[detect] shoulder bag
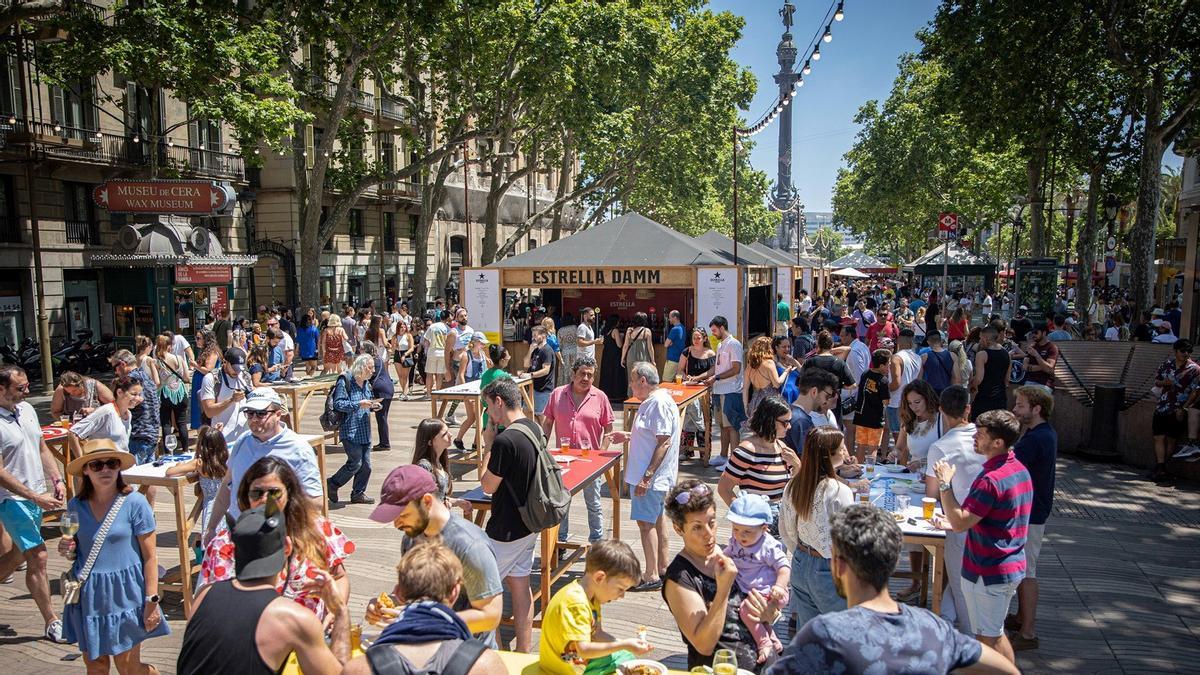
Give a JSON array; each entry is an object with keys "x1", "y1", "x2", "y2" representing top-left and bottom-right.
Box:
[
  {"x1": 505, "y1": 422, "x2": 571, "y2": 532},
  {"x1": 61, "y1": 493, "x2": 127, "y2": 611}
]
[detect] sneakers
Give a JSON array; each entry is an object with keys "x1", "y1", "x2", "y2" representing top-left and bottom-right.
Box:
[
  {"x1": 350, "y1": 493, "x2": 375, "y2": 505},
  {"x1": 1173, "y1": 444, "x2": 1200, "y2": 460},
  {"x1": 445, "y1": 416, "x2": 460, "y2": 427},
  {"x1": 1009, "y1": 633, "x2": 1040, "y2": 651},
  {"x1": 326, "y1": 478, "x2": 340, "y2": 505},
  {"x1": 453, "y1": 439, "x2": 466, "y2": 451},
  {"x1": 372, "y1": 445, "x2": 390, "y2": 452},
  {"x1": 45, "y1": 619, "x2": 66, "y2": 644},
  {"x1": 707, "y1": 455, "x2": 728, "y2": 467},
  {"x1": 1, "y1": 573, "x2": 12, "y2": 584}
]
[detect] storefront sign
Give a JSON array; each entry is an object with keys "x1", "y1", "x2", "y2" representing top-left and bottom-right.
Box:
[
  {"x1": 501, "y1": 267, "x2": 693, "y2": 288},
  {"x1": 212, "y1": 286, "x2": 229, "y2": 317},
  {"x1": 93, "y1": 180, "x2": 235, "y2": 215},
  {"x1": 802, "y1": 267, "x2": 813, "y2": 294},
  {"x1": 696, "y1": 266, "x2": 739, "y2": 338},
  {"x1": 175, "y1": 265, "x2": 232, "y2": 284},
  {"x1": 775, "y1": 267, "x2": 792, "y2": 301},
  {"x1": 462, "y1": 268, "x2": 501, "y2": 344}
]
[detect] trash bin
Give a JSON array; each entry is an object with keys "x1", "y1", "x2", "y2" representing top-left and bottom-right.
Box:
[{"x1": 1086, "y1": 384, "x2": 1124, "y2": 458}]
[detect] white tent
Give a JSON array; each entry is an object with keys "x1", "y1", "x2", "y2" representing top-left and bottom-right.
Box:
[{"x1": 832, "y1": 267, "x2": 869, "y2": 278}]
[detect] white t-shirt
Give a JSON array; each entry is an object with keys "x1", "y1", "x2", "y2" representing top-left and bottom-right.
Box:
[
  {"x1": 70, "y1": 403, "x2": 132, "y2": 453},
  {"x1": 713, "y1": 335, "x2": 744, "y2": 396},
  {"x1": 625, "y1": 388, "x2": 681, "y2": 491},
  {"x1": 171, "y1": 334, "x2": 191, "y2": 363},
  {"x1": 924, "y1": 422, "x2": 984, "y2": 502},
  {"x1": 1153, "y1": 332, "x2": 1178, "y2": 344},
  {"x1": 800, "y1": 297, "x2": 813, "y2": 313},
  {"x1": 845, "y1": 340, "x2": 871, "y2": 401},
  {"x1": 200, "y1": 369, "x2": 255, "y2": 441},
  {"x1": 280, "y1": 331, "x2": 295, "y2": 355},
  {"x1": 810, "y1": 409, "x2": 837, "y2": 428},
  {"x1": 889, "y1": 349, "x2": 922, "y2": 410},
  {"x1": 576, "y1": 322, "x2": 596, "y2": 360},
  {"x1": 1105, "y1": 326, "x2": 1121, "y2": 341},
  {"x1": 0, "y1": 402, "x2": 47, "y2": 499}
]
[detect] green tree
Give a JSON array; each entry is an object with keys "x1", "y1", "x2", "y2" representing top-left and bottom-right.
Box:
[{"x1": 810, "y1": 227, "x2": 845, "y2": 263}]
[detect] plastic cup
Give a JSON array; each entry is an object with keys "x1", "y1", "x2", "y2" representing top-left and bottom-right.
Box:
[
  {"x1": 896, "y1": 495, "x2": 911, "y2": 513},
  {"x1": 560, "y1": 436, "x2": 571, "y2": 454},
  {"x1": 922, "y1": 497, "x2": 936, "y2": 520}
]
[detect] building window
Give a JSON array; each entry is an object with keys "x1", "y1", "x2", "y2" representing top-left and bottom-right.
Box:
[
  {"x1": 321, "y1": 207, "x2": 332, "y2": 250},
  {"x1": 63, "y1": 181, "x2": 98, "y2": 245},
  {"x1": 408, "y1": 214, "x2": 419, "y2": 240},
  {"x1": 348, "y1": 209, "x2": 364, "y2": 250},
  {"x1": 0, "y1": 53, "x2": 22, "y2": 120},
  {"x1": 383, "y1": 212, "x2": 396, "y2": 252},
  {"x1": 0, "y1": 176, "x2": 18, "y2": 243},
  {"x1": 188, "y1": 110, "x2": 223, "y2": 172},
  {"x1": 50, "y1": 80, "x2": 94, "y2": 139},
  {"x1": 527, "y1": 237, "x2": 537, "y2": 251},
  {"x1": 449, "y1": 235, "x2": 465, "y2": 274}
]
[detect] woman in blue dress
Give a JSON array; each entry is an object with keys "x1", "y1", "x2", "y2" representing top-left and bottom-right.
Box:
[
  {"x1": 59, "y1": 438, "x2": 168, "y2": 672},
  {"x1": 189, "y1": 329, "x2": 219, "y2": 429}
]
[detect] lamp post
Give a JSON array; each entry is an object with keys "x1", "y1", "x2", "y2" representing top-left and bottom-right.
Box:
[{"x1": 732, "y1": 125, "x2": 739, "y2": 265}]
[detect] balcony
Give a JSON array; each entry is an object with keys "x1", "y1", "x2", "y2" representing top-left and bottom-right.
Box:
[
  {"x1": 349, "y1": 234, "x2": 365, "y2": 250},
  {"x1": 379, "y1": 180, "x2": 420, "y2": 198},
  {"x1": 311, "y1": 79, "x2": 375, "y2": 114},
  {"x1": 377, "y1": 97, "x2": 413, "y2": 124},
  {"x1": 0, "y1": 119, "x2": 245, "y2": 181},
  {"x1": 65, "y1": 220, "x2": 100, "y2": 245}
]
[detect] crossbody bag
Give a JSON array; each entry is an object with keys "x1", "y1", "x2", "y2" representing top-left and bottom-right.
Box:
[{"x1": 61, "y1": 493, "x2": 127, "y2": 610}]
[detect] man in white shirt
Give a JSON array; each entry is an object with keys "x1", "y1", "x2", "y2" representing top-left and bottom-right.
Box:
[
  {"x1": 575, "y1": 306, "x2": 598, "y2": 361},
  {"x1": 924, "y1": 385, "x2": 983, "y2": 633},
  {"x1": 1151, "y1": 320, "x2": 1178, "y2": 344},
  {"x1": 199, "y1": 347, "x2": 255, "y2": 442},
  {"x1": 841, "y1": 323, "x2": 871, "y2": 457},
  {"x1": 169, "y1": 330, "x2": 196, "y2": 371},
  {"x1": 886, "y1": 330, "x2": 923, "y2": 452},
  {"x1": 0, "y1": 365, "x2": 66, "y2": 642},
  {"x1": 610, "y1": 361, "x2": 679, "y2": 591},
  {"x1": 702, "y1": 315, "x2": 744, "y2": 467},
  {"x1": 799, "y1": 290, "x2": 813, "y2": 314}
]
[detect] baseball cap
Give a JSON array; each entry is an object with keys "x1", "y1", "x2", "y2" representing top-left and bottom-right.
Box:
[
  {"x1": 1152, "y1": 308, "x2": 1165, "y2": 317},
  {"x1": 369, "y1": 465, "x2": 439, "y2": 523},
  {"x1": 727, "y1": 493, "x2": 773, "y2": 527},
  {"x1": 224, "y1": 347, "x2": 247, "y2": 365},
  {"x1": 1018, "y1": 305, "x2": 1029, "y2": 312},
  {"x1": 469, "y1": 331, "x2": 488, "y2": 344},
  {"x1": 229, "y1": 503, "x2": 288, "y2": 581},
  {"x1": 244, "y1": 388, "x2": 287, "y2": 412}
]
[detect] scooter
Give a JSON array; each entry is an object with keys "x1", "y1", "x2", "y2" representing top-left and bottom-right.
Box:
[{"x1": 53, "y1": 329, "x2": 94, "y2": 374}]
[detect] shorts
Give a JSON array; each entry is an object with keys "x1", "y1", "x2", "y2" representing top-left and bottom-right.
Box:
[
  {"x1": 1025, "y1": 524, "x2": 1045, "y2": 579},
  {"x1": 129, "y1": 437, "x2": 158, "y2": 466},
  {"x1": 426, "y1": 350, "x2": 446, "y2": 375},
  {"x1": 886, "y1": 407, "x2": 901, "y2": 434},
  {"x1": 854, "y1": 425, "x2": 884, "y2": 448},
  {"x1": 0, "y1": 498, "x2": 44, "y2": 552},
  {"x1": 960, "y1": 576, "x2": 1019, "y2": 638},
  {"x1": 630, "y1": 488, "x2": 667, "y2": 523},
  {"x1": 534, "y1": 389, "x2": 552, "y2": 415},
  {"x1": 491, "y1": 532, "x2": 537, "y2": 578},
  {"x1": 1153, "y1": 410, "x2": 1182, "y2": 437},
  {"x1": 719, "y1": 393, "x2": 747, "y2": 431}
]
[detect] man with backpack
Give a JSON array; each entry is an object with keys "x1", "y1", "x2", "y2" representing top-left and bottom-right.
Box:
[
  {"x1": 480, "y1": 377, "x2": 568, "y2": 653},
  {"x1": 199, "y1": 347, "x2": 254, "y2": 442}
]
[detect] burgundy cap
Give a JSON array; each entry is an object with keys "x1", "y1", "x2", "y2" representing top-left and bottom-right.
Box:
[{"x1": 368, "y1": 465, "x2": 438, "y2": 523}]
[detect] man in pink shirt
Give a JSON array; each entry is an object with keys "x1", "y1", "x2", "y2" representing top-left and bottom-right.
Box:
[{"x1": 540, "y1": 355, "x2": 613, "y2": 544}]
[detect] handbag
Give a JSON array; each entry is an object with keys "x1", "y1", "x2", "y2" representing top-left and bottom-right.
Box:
[{"x1": 61, "y1": 493, "x2": 127, "y2": 610}]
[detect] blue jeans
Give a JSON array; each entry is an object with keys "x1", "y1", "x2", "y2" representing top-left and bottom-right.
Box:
[
  {"x1": 329, "y1": 441, "x2": 372, "y2": 497},
  {"x1": 129, "y1": 437, "x2": 158, "y2": 465},
  {"x1": 559, "y1": 479, "x2": 604, "y2": 543},
  {"x1": 790, "y1": 550, "x2": 846, "y2": 627}
]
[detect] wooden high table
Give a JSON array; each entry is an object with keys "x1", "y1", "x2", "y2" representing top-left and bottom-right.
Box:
[
  {"x1": 122, "y1": 432, "x2": 330, "y2": 614},
  {"x1": 270, "y1": 374, "x2": 340, "y2": 424},
  {"x1": 622, "y1": 382, "x2": 712, "y2": 457},
  {"x1": 867, "y1": 470, "x2": 947, "y2": 613},
  {"x1": 460, "y1": 448, "x2": 622, "y2": 627},
  {"x1": 39, "y1": 425, "x2": 72, "y2": 523},
  {"x1": 430, "y1": 375, "x2": 535, "y2": 476},
  {"x1": 498, "y1": 651, "x2": 688, "y2": 674}
]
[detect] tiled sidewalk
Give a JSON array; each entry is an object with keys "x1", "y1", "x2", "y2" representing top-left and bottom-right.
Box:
[{"x1": 2, "y1": 393, "x2": 1198, "y2": 673}]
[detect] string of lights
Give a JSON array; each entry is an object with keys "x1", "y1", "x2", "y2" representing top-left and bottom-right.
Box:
[{"x1": 735, "y1": 0, "x2": 844, "y2": 139}]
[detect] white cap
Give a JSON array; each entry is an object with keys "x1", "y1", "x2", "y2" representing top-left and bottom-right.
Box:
[{"x1": 243, "y1": 388, "x2": 287, "y2": 411}]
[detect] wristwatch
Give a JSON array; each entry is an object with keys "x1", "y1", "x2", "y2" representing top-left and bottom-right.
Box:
[
  {"x1": 642, "y1": 470, "x2": 654, "y2": 482},
  {"x1": 146, "y1": 594, "x2": 161, "y2": 604},
  {"x1": 938, "y1": 482, "x2": 953, "y2": 494}
]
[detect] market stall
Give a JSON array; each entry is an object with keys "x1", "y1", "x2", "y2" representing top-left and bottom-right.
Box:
[
  {"x1": 693, "y1": 230, "x2": 778, "y2": 338},
  {"x1": 464, "y1": 212, "x2": 749, "y2": 372},
  {"x1": 830, "y1": 250, "x2": 897, "y2": 276},
  {"x1": 903, "y1": 242, "x2": 996, "y2": 294}
]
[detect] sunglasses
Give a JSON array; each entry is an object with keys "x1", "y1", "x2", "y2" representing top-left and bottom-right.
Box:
[
  {"x1": 86, "y1": 458, "x2": 122, "y2": 472},
  {"x1": 674, "y1": 484, "x2": 711, "y2": 505},
  {"x1": 248, "y1": 487, "x2": 285, "y2": 501},
  {"x1": 245, "y1": 408, "x2": 279, "y2": 419},
  {"x1": 775, "y1": 416, "x2": 792, "y2": 425}
]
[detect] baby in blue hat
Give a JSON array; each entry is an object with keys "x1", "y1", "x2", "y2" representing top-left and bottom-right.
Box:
[{"x1": 725, "y1": 493, "x2": 791, "y2": 663}]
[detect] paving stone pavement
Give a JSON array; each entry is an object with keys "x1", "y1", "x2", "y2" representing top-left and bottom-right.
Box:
[{"x1": 3, "y1": 389, "x2": 1199, "y2": 673}]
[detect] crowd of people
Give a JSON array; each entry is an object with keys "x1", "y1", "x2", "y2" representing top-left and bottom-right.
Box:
[{"x1": 3, "y1": 276, "x2": 1189, "y2": 674}]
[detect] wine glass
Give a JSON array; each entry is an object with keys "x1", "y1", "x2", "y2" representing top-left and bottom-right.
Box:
[
  {"x1": 164, "y1": 434, "x2": 179, "y2": 456},
  {"x1": 60, "y1": 511, "x2": 79, "y2": 538},
  {"x1": 713, "y1": 648, "x2": 737, "y2": 675}
]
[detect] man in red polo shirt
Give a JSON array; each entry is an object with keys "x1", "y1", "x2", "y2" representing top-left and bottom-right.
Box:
[
  {"x1": 540, "y1": 355, "x2": 613, "y2": 545},
  {"x1": 933, "y1": 409, "x2": 1032, "y2": 666}
]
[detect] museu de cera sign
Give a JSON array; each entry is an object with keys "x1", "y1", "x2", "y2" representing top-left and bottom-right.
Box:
[
  {"x1": 92, "y1": 180, "x2": 236, "y2": 215},
  {"x1": 500, "y1": 267, "x2": 695, "y2": 288}
]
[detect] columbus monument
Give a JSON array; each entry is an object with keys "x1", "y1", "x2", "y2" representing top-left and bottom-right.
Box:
[{"x1": 766, "y1": 1, "x2": 808, "y2": 255}]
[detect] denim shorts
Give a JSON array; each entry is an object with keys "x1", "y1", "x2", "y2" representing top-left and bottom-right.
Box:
[
  {"x1": 720, "y1": 393, "x2": 748, "y2": 431},
  {"x1": 630, "y1": 488, "x2": 667, "y2": 523},
  {"x1": 960, "y1": 576, "x2": 1019, "y2": 637},
  {"x1": 0, "y1": 498, "x2": 44, "y2": 552},
  {"x1": 534, "y1": 389, "x2": 552, "y2": 415},
  {"x1": 886, "y1": 406, "x2": 902, "y2": 434},
  {"x1": 129, "y1": 437, "x2": 158, "y2": 466}
]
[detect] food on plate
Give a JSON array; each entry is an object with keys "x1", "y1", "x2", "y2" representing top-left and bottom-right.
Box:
[
  {"x1": 620, "y1": 661, "x2": 667, "y2": 675},
  {"x1": 377, "y1": 592, "x2": 396, "y2": 609}
]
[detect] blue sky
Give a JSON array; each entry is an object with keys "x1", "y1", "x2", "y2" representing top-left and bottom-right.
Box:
[
  {"x1": 709, "y1": 0, "x2": 1183, "y2": 213},
  {"x1": 708, "y1": 0, "x2": 940, "y2": 212}
]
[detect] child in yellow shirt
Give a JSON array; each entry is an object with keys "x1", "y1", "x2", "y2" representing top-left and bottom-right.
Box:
[{"x1": 539, "y1": 540, "x2": 653, "y2": 675}]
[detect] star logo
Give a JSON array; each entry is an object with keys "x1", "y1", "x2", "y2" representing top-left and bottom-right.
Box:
[
  {"x1": 477, "y1": 273, "x2": 486, "y2": 280},
  {"x1": 617, "y1": 292, "x2": 628, "y2": 301},
  {"x1": 712, "y1": 272, "x2": 723, "y2": 281}
]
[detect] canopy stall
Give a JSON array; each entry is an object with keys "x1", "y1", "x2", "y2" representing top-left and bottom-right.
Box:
[
  {"x1": 464, "y1": 212, "x2": 746, "y2": 372},
  {"x1": 743, "y1": 241, "x2": 828, "y2": 305},
  {"x1": 693, "y1": 231, "x2": 779, "y2": 338},
  {"x1": 829, "y1": 250, "x2": 897, "y2": 275},
  {"x1": 902, "y1": 243, "x2": 996, "y2": 294},
  {"x1": 832, "y1": 267, "x2": 869, "y2": 278}
]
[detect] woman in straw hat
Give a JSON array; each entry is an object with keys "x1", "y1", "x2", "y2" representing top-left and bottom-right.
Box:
[{"x1": 59, "y1": 438, "x2": 169, "y2": 672}]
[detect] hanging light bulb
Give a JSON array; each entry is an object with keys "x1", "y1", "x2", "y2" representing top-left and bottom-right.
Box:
[
  {"x1": 797, "y1": 78, "x2": 805, "y2": 88},
  {"x1": 782, "y1": 97, "x2": 789, "y2": 106},
  {"x1": 823, "y1": 25, "x2": 832, "y2": 42},
  {"x1": 95, "y1": 131, "x2": 102, "y2": 139},
  {"x1": 53, "y1": 123, "x2": 61, "y2": 132},
  {"x1": 6, "y1": 116, "x2": 14, "y2": 125},
  {"x1": 812, "y1": 46, "x2": 821, "y2": 60},
  {"x1": 834, "y1": 1, "x2": 844, "y2": 21},
  {"x1": 253, "y1": 148, "x2": 260, "y2": 155},
  {"x1": 133, "y1": 135, "x2": 140, "y2": 143},
  {"x1": 790, "y1": 86, "x2": 798, "y2": 98},
  {"x1": 802, "y1": 60, "x2": 812, "y2": 75}
]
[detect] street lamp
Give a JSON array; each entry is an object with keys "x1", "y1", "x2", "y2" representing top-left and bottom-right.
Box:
[{"x1": 1103, "y1": 192, "x2": 1119, "y2": 222}]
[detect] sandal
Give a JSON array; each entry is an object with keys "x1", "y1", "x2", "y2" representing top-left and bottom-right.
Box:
[{"x1": 631, "y1": 579, "x2": 663, "y2": 592}]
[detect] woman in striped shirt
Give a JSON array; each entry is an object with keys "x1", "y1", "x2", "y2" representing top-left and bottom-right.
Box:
[{"x1": 716, "y1": 395, "x2": 800, "y2": 530}]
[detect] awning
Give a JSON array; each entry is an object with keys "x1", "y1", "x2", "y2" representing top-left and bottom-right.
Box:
[
  {"x1": 88, "y1": 216, "x2": 257, "y2": 268},
  {"x1": 832, "y1": 267, "x2": 869, "y2": 278}
]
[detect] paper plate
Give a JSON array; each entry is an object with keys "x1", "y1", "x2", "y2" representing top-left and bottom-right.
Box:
[
  {"x1": 552, "y1": 455, "x2": 578, "y2": 464},
  {"x1": 879, "y1": 463, "x2": 906, "y2": 472},
  {"x1": 619, "y1": 660, "x2": 668, "y2": 675}
]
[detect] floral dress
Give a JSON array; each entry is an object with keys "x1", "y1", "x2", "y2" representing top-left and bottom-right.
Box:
[{"x1": 197, "y1": 515, "x2": 354, "y2": 620}]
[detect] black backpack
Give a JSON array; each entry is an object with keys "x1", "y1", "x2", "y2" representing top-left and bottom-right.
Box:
[
  {"x1": 505, "y1": 421, "x2": 571, "y2": 532},
  {"x1": 366, "y1": 639, "x2": 486, "y2": 675},
  {"x1": 319, "y1": 374, "x2": 351, "y2": 432}
]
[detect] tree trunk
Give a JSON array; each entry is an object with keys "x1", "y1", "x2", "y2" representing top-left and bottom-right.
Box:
[
  {"x1": 1063, "y1": 192, "x2": 1077, "y2": 265},
  {"x1": 1130, "y1": 82, "x2": 1165, "y2": 312},
  {"x1": 1025, "y1": 153, "x2": 1046, "y2": 258},
  {"x1": 412, "y1": 157, "x2": 453, "y2": 317},
  {"x1": 480, "y1": 166, "x2": 505, "y2": 265},
  {"x1": 1076, "y1": 167, "x2": 1102, "y2": 325}
]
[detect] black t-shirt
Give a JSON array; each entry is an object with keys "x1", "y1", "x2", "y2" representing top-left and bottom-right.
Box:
[
  {"x1": 854, "y1": 370, "x2": 889, "y2": 429},
  {"x1": 1132, "y1": 322, "x2": 1152, "y2": 342},
  {"x1": 662, "y1": 555, "x2": 768, "y2": 672},
  {"x1": 529, "y1": 343, "x2": 556, "y2": 392},
  {"x1": 1011, "y1": 317, "x2": 1034, "y2": 343},
  {"x1": 803, "y1": 354, "x2": 855, "y2": 388},
  {"x1": 485, "y1": 418, "x2": 542, "y2": 542}
]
